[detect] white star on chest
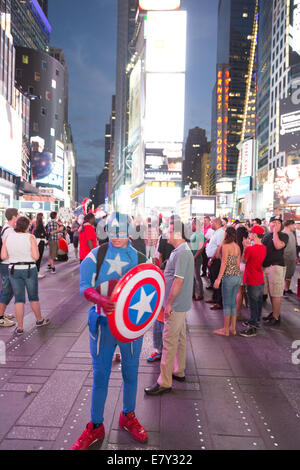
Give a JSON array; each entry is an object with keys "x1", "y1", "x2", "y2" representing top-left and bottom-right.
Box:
[
  {"x1": 130, "y1": 288, "x2": 155, "y2": 324},
  {"x1": 105, "y1": 253, "x2": 129, "y2": 276}
]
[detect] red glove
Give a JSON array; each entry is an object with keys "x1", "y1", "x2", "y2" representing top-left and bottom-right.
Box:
[{"x1": 84, "y1": 288, "x2": 115, "y2": 315}]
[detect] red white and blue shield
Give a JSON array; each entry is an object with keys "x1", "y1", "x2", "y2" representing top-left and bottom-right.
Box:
[{"x1": 109, "y1": 264, "x2": 165, "y2": 343}]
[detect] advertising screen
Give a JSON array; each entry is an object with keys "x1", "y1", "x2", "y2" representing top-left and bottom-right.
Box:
[
  {"x1": 128, "y1": 60, "x2": 142, "y2": 148},
  {"x1": 34, "y1": 141, "x2": 64, "y2": 190},
  {"x1": 145, "y1": 11, "x2": 186, "y2": 73},
  {"x1": 240, "y1": 139, "x2": 254, "y2": 178},
  {"x1": 144, "y1": 143, "x2": 182, "y2": 179},
  {"x1": 0, "y1": 95, "x2": 22, "y2": 176},
  {"x1": 237, "y1": 176, "x2": 252, "y2": 198},
  {"x1": 139, "y1": 0, "x2": 181, "y2": 10},
  {"x1": 279, "y1": 94, "x2": 300, "y2": 152},
  {"x1": 191, "y1": 196, "x2": 216, "y2": 216},
  {"x1": 273, "y1": 164, "x2": 300, "y2": 206},
  {"x1": 145, "y1": 73, "x2": 185, "y2": 142},
  {"x1": 216, "y1": 181, "x2": 233, "y2": 193},
  {"x1": 289, "y1": 0, "x2": 300, "y2": 68},
  {"x1": 144, "y1": 184, "x2": 181, "y2": 209}
]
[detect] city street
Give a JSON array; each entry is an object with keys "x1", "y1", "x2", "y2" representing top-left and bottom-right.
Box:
[{"x1": 0, "y1": 250, "x2": 300, "y2": 451}]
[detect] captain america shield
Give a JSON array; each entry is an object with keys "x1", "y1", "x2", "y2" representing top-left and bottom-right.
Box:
[{"x1": 109, "y1": 264, "x2": 165, "y2": 343}]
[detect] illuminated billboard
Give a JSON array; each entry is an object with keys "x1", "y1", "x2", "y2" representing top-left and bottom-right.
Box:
[
  {"x1": 240, "y1": 139, "x2": 254, "y2": 178},
  {"x1": 190, "y1": 196, "x2": 216, "y2": 217},
  {"x1": 128, "y1": 60, "x2": 142, "y2": 148},
  {"x1": 139, "y1": 0, "x2": 181, "y2": 10},
  {"x1": 145, "y1": 73, "x2": 185, "y2": 142},
  {"x1": 215, "y1": 65, "x2": 229, "y2": 174},
  {"x1": 0, "y1": 95, "x2": 22, "y2": 176},
  {"x1": 145, "y1": 11, "x2": 186, "y2": 73},
  {"x1": 289, "y1": 0, "x2": 300, "y2": 68},
  {"x1": 34, "y1": 141, "x2": 64, "y2": 190},
  {"x1": 273, "y1": 165, "x2": 300, "y2": 206},
  {"x1": 279, "y1": 95, "x2": 300, "y2": 153}
]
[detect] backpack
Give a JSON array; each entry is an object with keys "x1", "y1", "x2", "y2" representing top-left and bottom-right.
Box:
[
  {"x1": 0, "y1": 226, "x2": 10, "y2": 262},
  {"x1": 95, "y1": 243, "x2": 147, "y2": 283}
]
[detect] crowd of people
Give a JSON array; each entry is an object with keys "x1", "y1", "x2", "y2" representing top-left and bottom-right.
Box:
[{"x1": 0, "y1": 207, "x2": 299, "y2": 449}]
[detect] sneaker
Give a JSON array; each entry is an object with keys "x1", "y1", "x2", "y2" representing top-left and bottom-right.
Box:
[
  {"x1": 47, "y1": 265, "x2": 52, "y2": 271},
  {"x1": 0, "y1": 317, "x2": 16, "y2": 327},
  {"x1": 38, "y1": 273, "x2": 45, "y2": 279},
  {"x1": 51, "y1": 268, "x2": 56, "y2": 274},
  {"x1": 147, "y1": 351, "x2": 162, "y2": 362},
  {"x1": 71, "y1": 422, "x2": 105, "y2": 450},
  {"x1": 4, "y1": 313, "x2": 14, "y2": 320},
  {"x1": 264, "y1": 316, "x2": 281, "y2": 326},
  {"x1": 36, "y1": 318, "x2": 50, "y2": 327},
  {"x1": 287, "y1": 290, "x2": 294, "y2": 295},
  {"x1": 242, "y1": 321, "x2": 250, "y2": 328},
  {"x1": 262, "y1": 312, "x2": 273, "y2": 321},
  {"x1": 114, "y1": 353, "x2": 121, "y2": 362},
  {"x1": 14, "y1": 327, "x2": 24, "y2": 335},
  {"x1": 119, "y1": 411, "x2": 148, "y2": 443},
  {"x1": 283, "y1": 291, "x2": 288, "y2": 297},
  {"x1": 239, "y1": 326, "x2": 257, "y2": 337}
]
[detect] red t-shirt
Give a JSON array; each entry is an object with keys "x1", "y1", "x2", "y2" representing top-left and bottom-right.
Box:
[
  {"x1": 79, "y1": 224, "x2": 97, "y2": 260},
  {"x1": 58, "y1": 238, "x2": 68, "y2": 253},
  {"x1": 243, "y1": 244, "x2": 267, "y2": 285}
]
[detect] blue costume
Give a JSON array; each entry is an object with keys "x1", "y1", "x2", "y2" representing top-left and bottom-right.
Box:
[{"x1": 80, "y1": 216, "x2": 147, "y2": 425}]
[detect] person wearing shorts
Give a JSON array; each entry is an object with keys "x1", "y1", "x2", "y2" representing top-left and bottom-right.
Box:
[
  {"x1": 283, "y1": 220, "x2": 297, "y2": 295},
  {"x1": 262, "y1": 217, "x2": 288, "y2": 327},
  {"x1": 47, "y1": 212, "x2": 61, "y2": 274}
]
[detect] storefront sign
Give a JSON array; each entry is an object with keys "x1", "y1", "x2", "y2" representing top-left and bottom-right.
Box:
[{"x1": 216, "y1": 66, "x2": 229, "y2": 173}]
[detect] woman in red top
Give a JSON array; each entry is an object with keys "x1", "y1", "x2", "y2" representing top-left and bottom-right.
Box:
[
  {"x1": 239, "y1": 225, "x2": 267, "y2": 337},
  {"x1": 79, "y1": 213, "x2": 98, "y2": 263}
]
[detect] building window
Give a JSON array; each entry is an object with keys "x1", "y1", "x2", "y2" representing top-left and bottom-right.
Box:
[
  {"x1": 35, "y1": 72, "x2": 41, "y2": 82},
  {"x1": 55, "y1": 114, "x2": 58, "y2": 120},
  {"x1": 52, "y1": 79, "x2": 56, "y2": 89},
  {"x1": 33, "y1": 122, "x2": 39, "y2": 132},
  {"x1": 56, "y1": 69, "x2": 59, "y2": 76},
  {"x1": 46, "y1": 91, "x2": 51, "y2": 100},
  {"x1": 16, "y1": 69, "x2": 22, "y2": 80},
  {"x1": 41, "y1": 107, "x2": 47, "y2": 116},
  {"x1": 22, "y1": 55, "x2": 29, "y2": 64},
  {"x1": 28, "y1": 86, "x2": 34, "y2": 94},
  {"x1": 42, "y1": 60, "x2": 47, "y2": 70},
  {"x1": 50, "y1": 128, "x2": 55, "y2": 137}
]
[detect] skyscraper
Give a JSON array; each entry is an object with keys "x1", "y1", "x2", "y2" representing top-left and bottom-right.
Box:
[
  {"x1": 183, "y1": 127, "x2": 209, "y2": 188},
  {"x1": 211, "y1": 0, "x2": 256, "y2": 196}
]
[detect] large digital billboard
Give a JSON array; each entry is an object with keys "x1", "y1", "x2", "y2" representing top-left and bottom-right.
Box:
[
  {"x1": 145, "y1": 73, "x2": 185, "y2": 142},
  {"x1": 128, "y1": 60, "x2": 142, "y2": 148},
  {"x1": 33, "y1": 141, "x2": 64, "y2": 191},
  {"x1": 240, "y1": 139, "x2": 254, "y2": 178},
  {"x1": 279, "y1": 93, "x2": 300, "y2": 153},
  {"x1": 273, "y1": 164, "x2": 300, "y2": 206},
  {"x1": 0, "y1": 95, "x2": 22, "y2": 176},
  {"x1": 139, "y1": 0, "x2": 181, "y2": 10},
  {"x1": 145, "y1": 11, "x2": 186, "y2": 73},
  {"x1": 289, "y1": 0, "x2": 300, "y2": 68}
]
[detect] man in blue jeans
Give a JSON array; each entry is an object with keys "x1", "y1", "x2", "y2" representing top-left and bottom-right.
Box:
[
  {"x1": 0, "y1": 208, "x2": 18, "y2": 328},
  {"x1": 239, "y1": 225, "x2": 267, "y2": 337}
]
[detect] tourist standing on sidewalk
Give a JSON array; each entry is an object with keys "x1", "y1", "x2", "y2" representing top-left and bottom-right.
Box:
[
  {"x1": 262, "y1": 217, "x2": 289, "y2": 327},
  {"x1": 145, "y1": 217, "x2": 158, "y2": 263},
  {"x1": 201, "y1": 216, "x2": 214, "y2": 277},
  {"x1": 205, "y1": 218, "x2": 225, "y2": 311},
  {"x1": 235, "y1": 220, "x2": 249, "y2": 320},
  {"x1": 46, "y1": 212, "x2": 61, "y2": 274},
  {"x1": 145, "y1": 215, "x2": 194, "y2": 396},
  {"x1": 1, "y1": 216, "x2": 50, "y2": 336},
  {"x1": 33, "y1": 213, "x2": 47, "y2": 279},
  {"x1": 213, "y1": 227, "x2": 242, "y2": 336},
  {"x1": 239, "y1": 226, "x2": 267, "y2": 337},
  {"x1": 0, "y1": 208, "x2": 18, "y2": 328},
  {"x1": 283, "y1": 219, "x2": 297, "y2": 296},
  {"x1": 71, "y1": 218, "x2": 80, "y2": 259},
  {"x1": 79, "y1": 213, "x2": 98, "y2": 263},
  {"x1": 190, "y1": 218, "x2": 205, "y2": 301},
  {"x1": 71, "y1": 212, "x2": 148, "y2": 450}
]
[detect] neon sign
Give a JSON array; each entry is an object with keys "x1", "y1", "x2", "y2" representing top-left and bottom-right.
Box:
[{"x1": 216, "y1": 66, "x2": 229, "y2": 173}]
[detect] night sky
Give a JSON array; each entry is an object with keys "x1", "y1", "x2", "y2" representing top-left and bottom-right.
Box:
[{"x1": 48, "y1": 0, "x2": 218, "y2": 201}]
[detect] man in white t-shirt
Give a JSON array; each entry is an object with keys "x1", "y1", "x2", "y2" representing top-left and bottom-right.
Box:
[{"x1": 0, "y1": 208, "x2": 18, "y2": 327}]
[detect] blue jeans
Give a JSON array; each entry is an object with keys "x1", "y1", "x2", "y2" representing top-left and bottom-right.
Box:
[
  {"x1": 8, "y1": 267, "x2": 39, "y2": 303},
  {"x1": 88, "y1": 307, "x2": 143, "y2": 424},
  {"x1": 222, "y1": 275, "x2": 242, "y2": 317},
  {"x1": 152, "y1": 319, "x2": 164, "y2": 351},
  {"x1": 246, "y1": 284, "x2": 264, "y2": 326},
  {"x1": 0, "y1": 263, "x2": 14, "y2": 305}
]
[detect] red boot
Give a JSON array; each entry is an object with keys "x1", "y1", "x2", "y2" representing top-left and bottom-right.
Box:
[
  {"x1": 71, "y1": 422, "x2": 105, "y2": 450},
  {"x1": 119, "y1": 411, "x2": 148, "y2": 443}
]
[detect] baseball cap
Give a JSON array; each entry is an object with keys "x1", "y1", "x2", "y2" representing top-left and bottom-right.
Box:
[
  {"x1": 250, "y1": 225, "x2": 265, "y2": 235},
  {"x1": 269, "y1": 216, "x2": 282, "y2": 223}
]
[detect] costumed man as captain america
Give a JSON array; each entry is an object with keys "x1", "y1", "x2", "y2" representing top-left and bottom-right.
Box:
[{"x1": 71, "y1": 213, "x2": 149, "y2": 450}]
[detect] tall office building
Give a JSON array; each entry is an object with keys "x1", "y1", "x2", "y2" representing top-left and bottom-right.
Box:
[
  {"x1": 211, "y1": 0, "x2": 256, "y2": 196},
  {"x1": 256, "y1": 0, "x2": 273, "y2": 186},
  {"x1": 113, "y1": 0, "x2": 138, "y2": 199},
  {"x1": 183, "y1": 127, "x2": 209, "y2": 188}
]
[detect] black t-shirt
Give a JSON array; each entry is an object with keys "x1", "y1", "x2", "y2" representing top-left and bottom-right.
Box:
[{"x1": 262, "y1": 231, "x2": 289, "y2": 267}]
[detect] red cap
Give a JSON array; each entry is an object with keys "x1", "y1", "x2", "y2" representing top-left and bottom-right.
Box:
[{"x1": 250, "y1": 225, "x2": 265, "y2": 235}]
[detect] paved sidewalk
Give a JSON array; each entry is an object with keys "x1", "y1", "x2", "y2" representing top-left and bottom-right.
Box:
[{"x1": 0, "y1": 254, "x2": 300, "y2": 451}]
